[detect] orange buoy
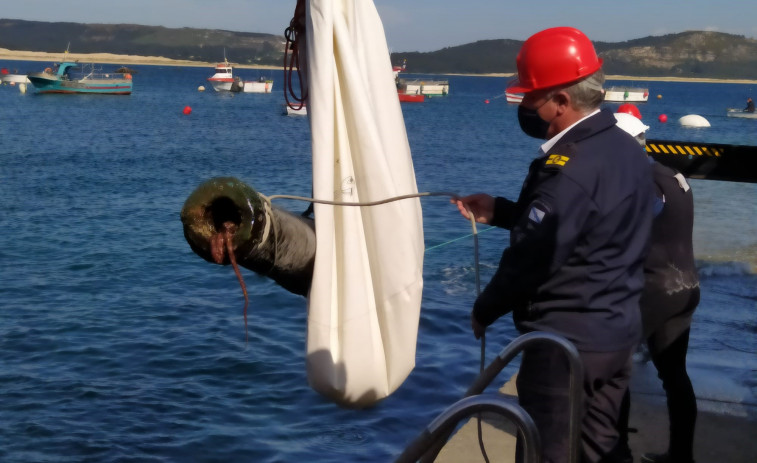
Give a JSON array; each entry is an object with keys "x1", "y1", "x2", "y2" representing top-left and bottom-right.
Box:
[
  {"x1": 658, "y1": 114, "x2": 668, "y2": 123},
  {"x1": 183, "y1": 106, "x2": 192, "y2": 115}
]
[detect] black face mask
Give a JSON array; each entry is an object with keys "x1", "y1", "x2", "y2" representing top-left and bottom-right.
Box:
[{"x1": 517, "y1": 104, "x2": 551, "y2": 139}]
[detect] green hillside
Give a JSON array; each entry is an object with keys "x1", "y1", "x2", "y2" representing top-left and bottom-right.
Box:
[
  {"x1": 392, "y1": 32, "x2": 757, "y2": 79},
  {"x1": 0, "y1": 19, "x2": 285, "y2": 65},
  {"x1": 2, "y1": 19, "x2": 756, "y2": 79}
]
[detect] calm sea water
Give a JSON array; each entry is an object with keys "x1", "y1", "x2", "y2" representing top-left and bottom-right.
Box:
[{"x1": 1, "y1": 62, "x2": 755, "y2": 462}]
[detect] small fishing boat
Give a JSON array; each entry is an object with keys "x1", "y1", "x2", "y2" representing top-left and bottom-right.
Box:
[
  {"x1": 207, "y1": 58, "x2": 235, "y2": 91},
  {"x1": 1, "y1": 68, "x2": 30, "y2": 85},
  {"x1": 283, "y1": 103, "x2": 307, "y2": 116},
  {"x1": 231, "y1": 76, "x2": 274, "y2": 93},
  {"x1": 398, "y1": 92, "x2": 424, "y2": 103},
  {"x1": 726, "y1": 108, "x2": 757, "y2": 119},
  {"x1": 604, "y1": 86, "x2": 649, "y2": 102},
  {"x1": 27, "y1": 62, "x2": 133, "y2": 95},
  {"x1": 397, "y1": 78, "x2": 449, "y2": 96},
  {"x1": 392, "y1": 58, "x2": 407, "y2": 79},
  {"x1": 208, "y1": 59, "x2": 273, "y2": 93},
  {"x1": 505, "y1": 91, "x2": 523, "y2": 104}
]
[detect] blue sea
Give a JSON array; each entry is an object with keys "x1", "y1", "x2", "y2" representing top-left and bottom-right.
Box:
[{"x1": 1, "y1": 62, "x2": 755, "y2": 462}]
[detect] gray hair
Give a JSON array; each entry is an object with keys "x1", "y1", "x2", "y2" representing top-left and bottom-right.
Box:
[{"x1": 563, "y1": 68, "x2": 605, "y2": 112}]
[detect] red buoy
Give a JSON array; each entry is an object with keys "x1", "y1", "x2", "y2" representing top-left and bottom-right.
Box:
[
  {"x1": 183, "y1": 106, "x2": 192, "y2": 115},
  {"x1": 484, "y1": 99, "x2": 490, "y2": 104},
  {"x1": 658, "y1": 114, "x2": 668, "y2": 123}
]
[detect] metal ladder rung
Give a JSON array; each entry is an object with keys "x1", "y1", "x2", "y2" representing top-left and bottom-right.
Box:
[{"x1": 396, "y1": 332, "x2": 584, "y2": 463}]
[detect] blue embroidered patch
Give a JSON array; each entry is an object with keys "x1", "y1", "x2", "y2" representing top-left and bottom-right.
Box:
[{"x1": 529, "y1": 206, "x2": 546, "y2": 223}]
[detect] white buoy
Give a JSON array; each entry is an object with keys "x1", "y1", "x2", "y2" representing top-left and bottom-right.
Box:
[
  {"x1": 198, "y1": 85, "x2": 206, "y2": 92},
  {"x1": 18, "y1": 83, "x2": 26, "y2": 94},
  {"x1": 679, "y1": 114, "x2": 711, "y2": 128}
]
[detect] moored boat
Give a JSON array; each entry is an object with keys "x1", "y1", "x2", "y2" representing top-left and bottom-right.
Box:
[
  {"x1": 283, "y1": 103, "x2": 307, "y2": 116},
  {"x1": 392, "y1": 58, "x2": 407, "y2": 79},
  {"x1": 505, "y1": 91, "x2": 523, "y2": 103},
  {"x1": 604, "y1": 86, "x2": 649, "y2": 102},
  {"x1": 726, "y1": 108, "x2": 757, "y2": 119},
  {"x1": 27, "y1": 62, "x2": 133, "y2": 95},
  {"x1": 238, "y1": 77, "x2": 274, "y2": 93},
  {"x1": 398, "y1": 91, "x2": 424, "y2": 103},
  {"x1": 209, "y1": 59, "x2": 274, "y2": 93},
  {"x1": 397, "y1": 78, "x2": 449, "y2": 96},
  {"x1": 1, "y1": 68, "x2": 30, "y2": 85},
  {"x1": 207, "y1": 58, "x2": 235, "y2": 92}
]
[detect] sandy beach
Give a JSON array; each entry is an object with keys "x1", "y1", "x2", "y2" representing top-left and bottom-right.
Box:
[
  {"x1": 2, "y1": 48, "x2": 757, "y2": 83},
  {"x1": 0, "y1": 48, "x2": 281, "y2": 70}
]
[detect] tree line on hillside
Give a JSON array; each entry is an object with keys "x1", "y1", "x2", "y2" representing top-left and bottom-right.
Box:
[
  {"x1": 392, "y1": 32, "x2": 757, "y2": 79},
  {"x1": 2, "y1": 19, "x2": 756, "y2": 79},
  {"x1": 0, "y1": 19, "x2": 286, "y2": 65}
]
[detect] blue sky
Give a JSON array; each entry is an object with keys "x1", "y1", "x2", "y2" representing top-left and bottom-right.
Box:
[{"x1": 3, "y1": 0, "x2": 756, "y2": 52}]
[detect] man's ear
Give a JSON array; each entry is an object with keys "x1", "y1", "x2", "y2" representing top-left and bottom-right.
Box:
[{"x1": 553, "y1": 91, "x2": 570, "y2": 115}]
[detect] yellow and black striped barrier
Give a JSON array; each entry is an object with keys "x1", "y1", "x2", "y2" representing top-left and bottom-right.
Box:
[{"x1": 646, "y1": 139, "x2": 757, "y2": 183}]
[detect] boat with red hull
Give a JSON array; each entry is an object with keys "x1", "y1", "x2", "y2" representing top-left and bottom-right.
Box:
[{"x1": 398, "y1": 92, "x2": 424, "y2": 103}]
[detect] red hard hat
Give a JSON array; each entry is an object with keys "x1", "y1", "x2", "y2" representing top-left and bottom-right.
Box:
[
  {"x1": 507, "y1": 27, "x2": 603, "y2": 94},
  {"x1": 617, "y1": 103, "x2": 642, "y2": 119}
]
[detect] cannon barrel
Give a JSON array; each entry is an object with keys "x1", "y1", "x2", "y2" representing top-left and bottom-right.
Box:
[{"x1": 180, "y1": 177, "x2": 315, "y2": 296}]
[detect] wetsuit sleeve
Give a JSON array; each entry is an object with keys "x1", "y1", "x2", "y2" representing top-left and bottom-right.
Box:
[
  {"x1": 472, "y1": 173, "x2": 592, "y2": 327},
  {"x1": 490, "y1": 197, "x2": 517, "y2": 229}
]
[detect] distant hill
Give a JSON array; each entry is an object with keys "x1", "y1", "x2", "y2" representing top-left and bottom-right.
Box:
[
  {"x1": 1, "y1": 19, "x2": 756, "y2": 79},
  {"x1": 392, "y1": 31, "x2": 757, "y2": 79},
  {"x1": 0, "y1": 19, "x2": 286, "y2": 65}
]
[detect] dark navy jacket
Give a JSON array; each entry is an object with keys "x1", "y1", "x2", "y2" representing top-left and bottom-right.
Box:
[{"x1": 473, "y1": 108, "x2": 654, "y2": 352}]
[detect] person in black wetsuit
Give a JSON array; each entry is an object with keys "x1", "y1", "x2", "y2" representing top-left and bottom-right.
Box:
[
  {"x1": 454, "y1": 28, "x2": 654, "y2": 463},
  {"x1": 613, "y1": 109, "x2": 700, "y2": 463},
  {"x1": 744, "y1": 97, "x2": 755, "y2": 113}
]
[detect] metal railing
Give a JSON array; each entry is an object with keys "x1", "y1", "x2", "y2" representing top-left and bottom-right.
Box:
[{"x1": 395, "y1": 332, "x2": 584, "y2": 463}]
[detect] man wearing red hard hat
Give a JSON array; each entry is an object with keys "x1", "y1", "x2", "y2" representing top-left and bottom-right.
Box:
[{"x1": 455, "y1": 27, "x2": 654, "y2": 462}]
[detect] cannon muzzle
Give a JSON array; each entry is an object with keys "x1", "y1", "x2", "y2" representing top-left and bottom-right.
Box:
[{"x1": 180, "y1": 177, "x2": 315, "y2": 296}]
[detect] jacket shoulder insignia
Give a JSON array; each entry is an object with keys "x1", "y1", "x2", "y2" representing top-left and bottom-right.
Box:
[{"x1": 545, "y1": 153, "x2": 570, "y2": 167}]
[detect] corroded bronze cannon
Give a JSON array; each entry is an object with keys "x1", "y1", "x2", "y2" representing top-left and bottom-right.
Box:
[{"x1": 180, "y1": 177, "x2": 315, "y2": 297}]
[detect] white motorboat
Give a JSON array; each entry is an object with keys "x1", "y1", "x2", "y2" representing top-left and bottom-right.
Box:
[
  {"x1": 1, "y1": 73, "x2": 30, "y2": 85},
  {"x1": 208, "y1": 58, "x2": 273, "y2": 93},
  {"x1": 283, "y1": 103, "x2": 307, "y2": 116},
  {"x1": 505, "y1": 91, "x2": 523, "y2": 104},
  {"x1": 207, "y1": 58, "x2": 234, "y2": 92},
  {"x1": 726, "y1": 108, "x2": 757, "y2": 119}
]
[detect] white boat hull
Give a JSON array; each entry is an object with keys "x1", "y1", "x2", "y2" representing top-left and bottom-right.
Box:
[
  {"x1": 209, "y1": 80, "x2": 233, "y2": 92},
  {"x1": 397, "y1": 79, "x2": 449, "y2": 96},
  {"x1": 1, "y1": 74, "x2": 30, "y2": 84},
  {"x1": 505, "y1": 92, "x2": 523, "y2": 104},
  {"x1": 727, "y1": 108, "x2": 757, "y2": 119},
  {"x1": 283, "y1": 104, "x2": 307, "y2": 116},
  {"x1": 242, "y1": 81, "x2": 273, "y2": 93},
  {"x1": 604, "y1": 87, "x2": 649, "y2": 102}
]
